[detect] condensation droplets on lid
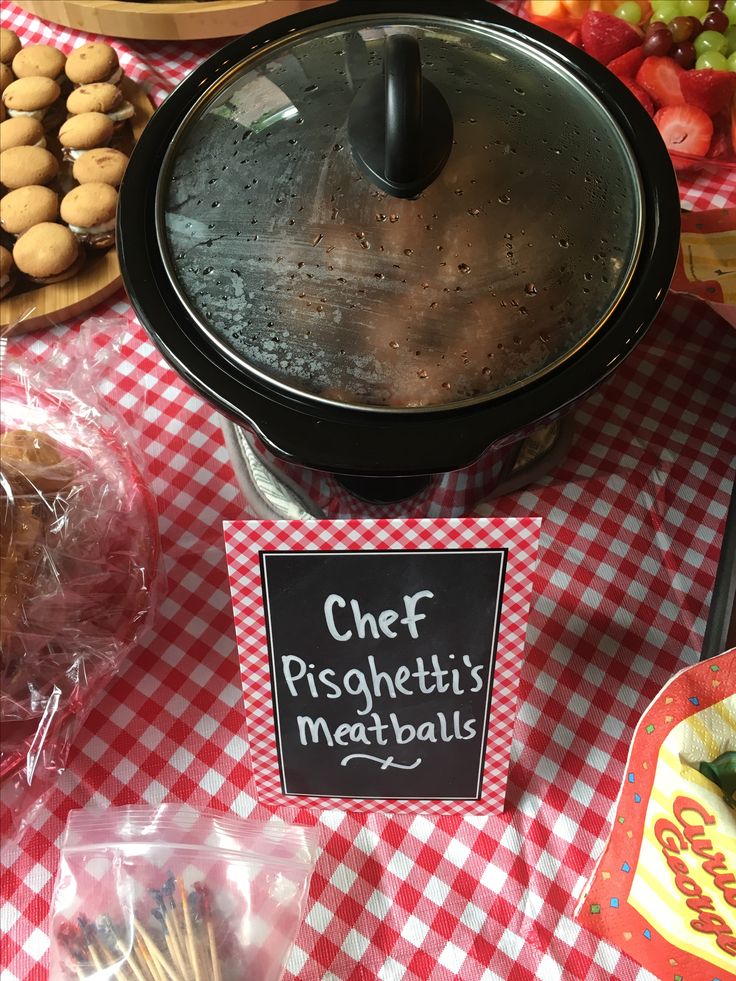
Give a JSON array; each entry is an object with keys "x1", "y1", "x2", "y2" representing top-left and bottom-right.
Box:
[{"x1": 158, "y1": 13, "x2": 643, "y2": 411}]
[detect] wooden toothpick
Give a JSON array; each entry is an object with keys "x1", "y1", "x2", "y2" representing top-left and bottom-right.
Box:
[
  {"x1": 194, "y1": 884, "x2": 221, "y2": 981},
  {"x1": 177, "y1": 878, "x2": 204, "y2": 981},
  {"x1": 135, "y1": 937, "x2": 163, "y2": 981},
  {"x1": 133, "y1": 919, "x2": 180, "y2": 981}
]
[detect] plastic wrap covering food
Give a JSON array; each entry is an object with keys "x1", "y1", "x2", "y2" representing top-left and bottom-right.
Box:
[{"x1": 0, "y1": 330, "x2": 160, "y2": 827}]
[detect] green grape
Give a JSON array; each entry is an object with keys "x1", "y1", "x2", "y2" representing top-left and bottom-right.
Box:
[
  {"x1": 728, "y1": 50, "x2": 736, "y2": 69},
  {"x1": 615, "y1": 2, "x2": 641, "y2": 24},
  {"x1": 680, "y1": 0, "x2": 708, "y2": 16},
  {"x1": 725, "y1": 0, "x2": 736, "y2": 26},
  {"x1": 694, "y1": 30, "x2": 729, "y2": 55},
  {"x1": 695, "y1": 50, "x2": 730, "y2": 69},
  {"x1": 650, "y1": 3, "x2": 681, "y2": 23},
  {"x1": 726, "y1": 25, "x2": 736, "y2": 54},
  {"x1": 650, "y1": 0, "x2": 676, "y2": 9}
]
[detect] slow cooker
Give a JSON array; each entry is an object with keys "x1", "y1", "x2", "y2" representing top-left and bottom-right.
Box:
[{"x1": 118, "y1": 0, "x2": 680, "y2": 510}]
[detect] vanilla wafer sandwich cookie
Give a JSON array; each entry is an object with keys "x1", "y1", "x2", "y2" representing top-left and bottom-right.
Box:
[
  {"x1": 72, "y1": 147, "x2": 127, "y2": 187},
  {"x1": 0, "y1": 63, "x2": 14, "y2": 96},
  {"x1": 61, "y1": 182, "x2": 117, "y2": 248},
  {"x1": 66, "y1": 42, "x2": 121, "y2": 86},
  {"x1": 0, "y1": 29, "x2": 21, "y2": 66},
  {"x1": 1, "y1": 144, "x2": 58, "y2": 189},
  {"x1": 0, "y1": 116, "x2": 46, "y2": 151},
  {"x1": 3, "y1": 76, "x2": 60, "y2": 122},
  {"x1": 0, "y1": 185, "x2": 59, "y2": 237},
  {"x1": 67, "y1": 82, "x2": 133, "y2": 127},
  {"x1": 13, "y1": 222, "x2": 85, "y2": 284},
  {"x1": 12, "y1": 45, "x2": 66, "y2": 83},
  {"x1": 0, "y1": 244, "x2": 16, "y2": 298},
  {"x1": 58, "y1": 111, "x2": 114, "y2": 161}
]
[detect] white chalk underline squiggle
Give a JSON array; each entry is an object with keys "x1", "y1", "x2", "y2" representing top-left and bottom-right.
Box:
[{"x1": 340, "y1": 754, "x2": 422, "y2": 771}]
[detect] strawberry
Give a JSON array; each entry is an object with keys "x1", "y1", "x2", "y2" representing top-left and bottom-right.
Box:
[
  {"x1": 654, "y1": 105, "x2": 713, "y2": 158},
  {"x1": 607, "y1": 46, "x2": 645, "y2": 78},
  {"x1": 581, "y1": 11, "x2": 642, "y2": 64},
  {"x1": 707, "y1": 115, "x2": 730, "y2": 159},
  {"x1": 680, "y1": 70, "x2": 736, "y2": 118},
  {"x1": 636, "y1": 56, "x2": 685, "y2": 108},
  {"x1": 621, "y1": 79, "x2": 654, "y2": 116}
]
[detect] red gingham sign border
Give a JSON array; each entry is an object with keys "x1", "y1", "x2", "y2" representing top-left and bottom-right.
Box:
[{"x1": 223, "y1": 516, "x2": 541, "y2": 815}]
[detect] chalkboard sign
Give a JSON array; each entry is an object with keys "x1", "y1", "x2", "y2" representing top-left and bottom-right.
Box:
[
  {"x1": 260, "y1": 549, "x2": 506, "y2": 800},
  {"x1": 224, "y1": 517, "x2": 541, "y2": 815}
]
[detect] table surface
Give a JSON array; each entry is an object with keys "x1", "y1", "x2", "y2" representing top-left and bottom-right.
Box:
[{"x1": 1, "y1": 4, "x2": 735, "y2": 981}]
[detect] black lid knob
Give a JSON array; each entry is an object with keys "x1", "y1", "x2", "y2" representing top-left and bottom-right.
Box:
[{"x1": 348, "y1": 34, "x2": 453, "y2": 199}]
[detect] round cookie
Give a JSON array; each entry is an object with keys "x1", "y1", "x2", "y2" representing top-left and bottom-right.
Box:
[
  {"x1": 3, "y1": 76, "x2": 60, "y2": 121},
  {"x1": 13, "y1": 222, "x2": 84, "y2": 284},
  {"x1": 0, "y1": 28, "x2": 21, "y2": 66},
  {"x1": 58, "y1": 111, "x2": 113, "y2": 160},
  {"x1": 61, "y1": 182, "x2": 117, "y2": 248},
  {"x1": 12, "y1": 45, "x2": 66, "y2": 82},
  {"x1": 0, "y1": 244, "x2": 16, "y2": 299},
  {"x1": 66, "y1": 82, "x2": 133, "y2": 126},
  {"x1": 0, "y1": 185, "x2": 59, "y2": 236},
  {"x1": 65, "y1": 42, "x2": 120, "y2": 86},
  {"x1": 0, "y1": 116, "x2": 45, "y2": 151},
  {"x1": 0, "y1": 63, "x2": 13, "y2": 96},
  {"x1": 1, "y1": 145, "x2": 59, "y2": 189},
  {"x1": 72, "y1": 147, "x2": 127, "y2": 187}
]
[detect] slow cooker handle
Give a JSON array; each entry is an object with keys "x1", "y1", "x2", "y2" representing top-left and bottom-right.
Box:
[
  {"x1": 384, "y1": 35, "x2": 422, "y2": 188},
  {"x1": 348, "y1": 33, "x2": 453, "y2": 199}
]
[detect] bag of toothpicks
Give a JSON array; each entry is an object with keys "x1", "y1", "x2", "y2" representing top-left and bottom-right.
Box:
[{"x1": 48, "y1": 804, "x2": 318, "y2": 981}]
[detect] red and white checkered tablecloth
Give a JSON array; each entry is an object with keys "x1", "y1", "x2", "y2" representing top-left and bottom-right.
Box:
[{"x1": 1, "y1": 3, "x2": 735, "y2": 980}]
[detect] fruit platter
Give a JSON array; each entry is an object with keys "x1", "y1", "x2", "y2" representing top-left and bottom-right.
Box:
[{"x1": 523, "y1": 0, "x2": 736, "y2": 172}]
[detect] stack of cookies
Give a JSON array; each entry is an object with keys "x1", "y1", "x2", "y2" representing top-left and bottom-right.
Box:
[{"x1": 0, "y1": 30, "x2": 133, "y2": 296}]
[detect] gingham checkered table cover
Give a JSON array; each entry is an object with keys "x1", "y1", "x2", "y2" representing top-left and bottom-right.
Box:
[
  {"x1": 1, "y1": 3, "x2": 735, "y2": 980},
  {"x1": 222, "y1": 518, "x2": 541, "y2": 815}
]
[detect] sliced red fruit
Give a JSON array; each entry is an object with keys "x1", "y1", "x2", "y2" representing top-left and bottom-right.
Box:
[
  {"x1": 707, "y1": 114, "x2": 730, "y2": 158},
  {"x1": 680, "y1": 70, "x2": 736, "y2": 118},
  {"x1": 654, "y1": 104, "x2": 713, "y2": 158},
  {"x1": 621, "y1": 79, "x2": 654, "y2": 116},
  {"x1": 607, "y1": 46, "x2": 645, "y2": 78},
  {"x1": 581, "y1": 11, "x2": 642, "y2": 65},
  {"x1": 731, "y1": 99, "x2": 736, "y2": 157},
  {"x1": 636, "y1": 56, "x2": 685, "y2": 108},
  {"x1": 565, "y1": 29, "x2": 582, "y2": 48}
]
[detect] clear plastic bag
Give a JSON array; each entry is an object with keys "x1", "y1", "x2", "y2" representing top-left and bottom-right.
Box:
[
  {"x1": 49, "y1": 805, "x2": 319, "y2": 981},
  {"x1": 0, "y1": 321, "x2": 161, "y2": 829}
]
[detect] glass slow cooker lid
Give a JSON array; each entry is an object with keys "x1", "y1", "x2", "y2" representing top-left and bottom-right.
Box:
[{"x1": 158, "y1": 11, "x2": 644, "y2": 411}]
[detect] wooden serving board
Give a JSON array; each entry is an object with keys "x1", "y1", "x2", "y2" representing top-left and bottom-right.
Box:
[
  {"x1": 1, "y1": 76, "x2": 154, "y2": 337},
  {"x1": 15, "y1": 0, "x2": 333, "y2": 42}
]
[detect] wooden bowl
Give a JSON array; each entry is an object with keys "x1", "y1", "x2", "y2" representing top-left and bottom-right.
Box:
[
  {"x1": 1, "y1": 77, "x2": 154, "y2": 337},
  {"x1": 14, "y1": 0, "x2": 334, "y2": 41}
]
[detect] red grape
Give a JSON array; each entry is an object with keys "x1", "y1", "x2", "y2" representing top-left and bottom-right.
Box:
[
  {"x1": 669, "y1": 16, "x2": 704, "y2": 42},
  {"x1": 671, "y1": 40, "x2": 697, "y2": 67},
  {"x1": 646, "y1": 20, "x2": 671, "y2": 35},
  {"x1": 703, "y1": 9, "x2": 729, "y2": 29},
  {"x1": 643, "y1": 28, "x2": 674, "y2": 55},
  {"x1": 710, "y1": 0, "x2": 726, "y2": 11}
]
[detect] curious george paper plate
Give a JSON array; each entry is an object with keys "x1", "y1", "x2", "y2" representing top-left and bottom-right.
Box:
[{"x1": 576, "y1": 647, "x2": 736, "y2": 981}]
